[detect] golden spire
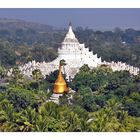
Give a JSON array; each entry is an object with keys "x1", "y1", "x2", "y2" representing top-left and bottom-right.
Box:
[{"x1": 53, "y1": 61, "x2": 68, "y2": 94}]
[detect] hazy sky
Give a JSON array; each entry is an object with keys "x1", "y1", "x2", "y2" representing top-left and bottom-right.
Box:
[{"x1": 0, "y1": 8, "x2": 140, "y2": 30}]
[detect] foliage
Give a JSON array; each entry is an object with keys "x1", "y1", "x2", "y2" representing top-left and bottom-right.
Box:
[{"x1": 0, "y1": 21, "x2": 140, "y2": 131}]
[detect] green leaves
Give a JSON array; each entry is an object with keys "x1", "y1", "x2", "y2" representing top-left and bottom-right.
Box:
[
  {"x1": 10, "y1": 67, "x2": 25, "y2": 87},
  {"x1": 32, "y1": 69, "x2": 43, "y2": 82},
  {"x1": 0, "y1": 63, "x2": 140, "y2": 132}
]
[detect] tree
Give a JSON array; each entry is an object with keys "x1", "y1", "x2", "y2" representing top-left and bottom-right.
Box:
[
  {"x1": 90, "y1": 99, "x2": 122, "y2": 132},
  {"x1": 79, "y1": 64, "x2": 90, "y2": 72},
  {"x1": 10, "y1": 67, "x2": 25, "y2": 87},
  {"x1": 31, "y1": 69, "x2": 43, "y2": 89},
  {"x1": 0, "y1": 65, "x2": 5, "y2": 79},
  {"x1": 59, "y1": 94, "x2": 69, "y2": 106},
  {"x1": 6, "y1": 87, "x2": 37, "y2": 111},
  {"x1": 32, "y1": 69, "x2": 43, "y2": 82},
  {"x1": 0, "y1": 41, "x2": 16, "y2": 67},
  {"x1": 0, "y1": 99, "x2": 18, "y2": 131}
]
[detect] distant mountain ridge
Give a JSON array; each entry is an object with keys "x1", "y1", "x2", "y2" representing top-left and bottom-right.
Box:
[
  {"x1": 0, "y1": 18, "x2": 55, "y2": 32},
  {"x1": 0, "y1": 18, "x2": 66, "y2": 47}
]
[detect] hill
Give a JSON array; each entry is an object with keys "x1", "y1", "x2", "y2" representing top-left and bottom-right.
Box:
[
  {"x1": 0, "y1": 18, "x2": 65, "y2": 47},
  {"x1": 0, "y1": 18, "x2": 54, "y2": 32}
]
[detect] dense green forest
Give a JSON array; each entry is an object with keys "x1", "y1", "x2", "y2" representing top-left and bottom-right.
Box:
[
  {"x1": 0, "y1": 65, "x2": 140, "y2": 132},
  {"x1": 0, "y1": 19, "x2": 140, "y2": 67},
  {"x1": 0, "y1": 19, "x2": 140, "y2": 132}
]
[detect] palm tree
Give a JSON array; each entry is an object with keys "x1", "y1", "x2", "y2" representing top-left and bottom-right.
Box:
[
  {"x1": 90, "y1": 99, "x2": 124, "y2": 132},
  {"x1": 91, "y1": 108, "x2": 121, "y2": 132},
  {"x1": 106, "y1": 99, "x2": 122, "y2": 113},
  {"x1": 32, "y1": 69, "x2": 43, "y2": 90},
  {"x1": 0, "y1": 99, "x2": 18, "y2": 131},
  {"x1": 33, "y1": 115, "x2": 48, "y2": 132},
  {"x1": 15, "y1": 107, "x2": 36, "y2": 132},
  {"x1": 32, "y1": 69, "x2": 42, "y2": 82},
  {"x1": 11, "y1": 67, "x2": 24, "y2": 87}
]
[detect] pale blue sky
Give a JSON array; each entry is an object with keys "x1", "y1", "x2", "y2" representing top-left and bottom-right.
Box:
[{"x1": 0, "y1": 8, "x2": 140, "y2": 30}]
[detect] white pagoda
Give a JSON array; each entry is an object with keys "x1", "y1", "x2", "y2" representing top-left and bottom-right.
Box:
[
  {"x1": 16, "y1": 23, "x2": 101, "y2": 80},
  {"x1": 43, "y1": 22, "x2": 102, "y2": 79},
  {"x1": 58, "y1": 22, "x2": 101, "y2": 67},
  {"x1": 14, "y1": 22, "x2": 139, "y2": 80}
]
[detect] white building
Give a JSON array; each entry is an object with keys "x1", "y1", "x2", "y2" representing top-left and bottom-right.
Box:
[
  {"x1": 46, "y1": 23, "x2": 101, "y2": 78},
  {"x1": 58, "y1": 23, "x2": 102, "y2": 67},
  {"x1": 10, "y1": 23, "x2": 139, "y2": 79}
]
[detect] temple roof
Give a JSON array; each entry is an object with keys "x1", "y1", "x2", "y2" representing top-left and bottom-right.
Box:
[{"x1": 63, "y1": 23, "x2": 79, "y2": 43}]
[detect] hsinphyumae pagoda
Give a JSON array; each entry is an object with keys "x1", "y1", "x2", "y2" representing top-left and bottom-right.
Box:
[
  {"x1": 13, "y1": 22, "x2": 140, "y2": 82},
  {"x1": 39, "y1": 22, "x2": 101, "y2": 79},
  {"x1": 57, "y1": 22, "x2": 102, "y2": 68}
]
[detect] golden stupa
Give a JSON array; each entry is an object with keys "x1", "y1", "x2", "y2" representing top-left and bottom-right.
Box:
[{"x1": 53, "y1": 61, "x2": 68, "y2": 94}]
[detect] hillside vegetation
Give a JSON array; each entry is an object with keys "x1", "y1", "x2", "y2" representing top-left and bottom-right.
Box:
[{"x1": 0, "y1": 65, "x2": 140, "y2": 132}]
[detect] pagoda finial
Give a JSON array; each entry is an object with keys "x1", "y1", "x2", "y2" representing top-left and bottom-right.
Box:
[{"x1": 69, "y1": 21, "x2": 72, "y2": 27}]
